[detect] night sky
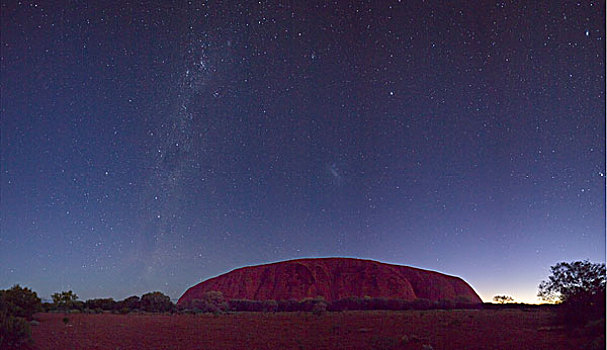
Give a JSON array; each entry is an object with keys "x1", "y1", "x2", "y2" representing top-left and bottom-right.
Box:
[{"x1": 1, "y1": 1, "x2": 605, "y2": 303}]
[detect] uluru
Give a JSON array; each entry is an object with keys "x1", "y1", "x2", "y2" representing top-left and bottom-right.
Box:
[{"x1": 178, "y1": 257, "x2": 482, "y2": 306}]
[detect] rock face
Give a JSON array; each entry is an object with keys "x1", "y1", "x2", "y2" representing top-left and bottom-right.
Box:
[{"x1": 178, "y1": 258, "x2": 482, "y2": 305}]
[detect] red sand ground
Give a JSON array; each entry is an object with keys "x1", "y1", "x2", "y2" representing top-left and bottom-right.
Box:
[{"x1": 25, "y1": 310, "x2": 594, "y2": 350}]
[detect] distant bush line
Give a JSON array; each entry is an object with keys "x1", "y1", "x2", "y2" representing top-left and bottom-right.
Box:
[
  {"x1": 0, "y1": 284, "x2": 577, "y2": 349},
  {"x1": 481, "y1": 302, "x2": 557, "y2": 310},
  {"x1": 36, "y1": 292, "x2": 488, "y2": 315},
  {"x1": 39, "y1": 291, "x2": 174, "y2": 314},
  {"x1": 177, "y1": 292, "x2": 483, "y2": 314},
  {"x1": 2, "y1": 285, "x2": 556, "y2": 321},
  {"x1": 32, "y1": 295, "x2": 484, "y2": 316}
]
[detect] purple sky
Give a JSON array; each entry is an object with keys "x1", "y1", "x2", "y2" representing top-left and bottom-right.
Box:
[{"x1": 1, "y1": 1, "x2": 605, "y2": 303}]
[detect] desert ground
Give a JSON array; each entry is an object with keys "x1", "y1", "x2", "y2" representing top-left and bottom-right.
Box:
[{"x1": 24, "y1": 309, "x2": 596, "y2": 350}]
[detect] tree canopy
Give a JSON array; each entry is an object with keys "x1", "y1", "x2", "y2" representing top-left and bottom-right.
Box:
[
  {"x1": 0, "y1": 285, "x2": 42, "y2": 320},
  {"x1": 140, "y1": 292, "x2": 173, "y2": 312},
  {"x1": 538, "y1": 260, "x2": 605, "y2": 326},
  {"x1": 51, "y1": 290, "x2": 79, "y2": 311},
  {"x1": 492, "y1": 295, "x2": 514, "y2": 304},
  {"x1": 538, "y1": 260, "x2": 605, "y2": 303}
]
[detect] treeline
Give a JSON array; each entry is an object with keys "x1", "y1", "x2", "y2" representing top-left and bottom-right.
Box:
[
  {"x1": 0, "y1": 285, "x2": 179, "y2": 347},
  {"x1": 39, "y1": 290, "x2": 483, "y2": 315},
  {"x1": 482, "y1": 302, "x2": 557, "y2": 310},
  {"x1": 41, "y1": 291, "x2": 175, "y2": 314},
  {"x1": 178, "y1": 291, "x2": 481, "y2": 314}
]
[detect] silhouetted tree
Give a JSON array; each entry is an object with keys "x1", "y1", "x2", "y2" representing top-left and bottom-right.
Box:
[
  {"x1": 276, "y1": 299, "x2": 299, "y2": 312},
  {"x1": 0, "y1": 285, "x2": 42, "y2": 320},
  {"x1": 120, "y1": 296, "x2": 140, "y2": 311},
  {"x1": 0, "y1": 310, "x2": 32, "y2": 348},
  {"x1": 0, "y1": 285, "x2": 40, "y2": 348},
  {"x1": 538, "y1": 260, "x2": 606, "y2": 326},
  {"x1": 140, "y1": 292, "x2": 173, "y2": 313},
  {"x1": 51, "y1": 290, "x2": 79, "y2": 312},
  {"x1": 299, "y1": 297, "x2": 327, "y2": 312},
  {"x1": 184, "y1": 291, "x2": 227, "y2": 313},
  {"x1": 493, "y1": 295, "x2": 514, "y2": 304},
  {"x1": 85, "y1": 298, "x2": 117, "y2": 311}
]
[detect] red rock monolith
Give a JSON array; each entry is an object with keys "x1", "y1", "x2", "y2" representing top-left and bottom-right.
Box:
[{"x1": 178, "y1": 257, "x2": 482, "y2": 305}]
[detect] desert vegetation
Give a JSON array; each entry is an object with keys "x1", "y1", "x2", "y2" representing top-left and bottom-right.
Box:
[
  {"x1": 43, "y1": 291, "x2": 173, "y2": 315},
  {"x1": 1, "y1": 260, "x2": 604, "y2": 349},
  {"x1": 177, "y1": 291, "x2": 481, "y2": 314},
  {"x1": 537, "y1": 260, "x2": 605, "y2": 347},
  {"x1": 0, "y1": 285, "x2": 42, "y2": 348},
  {"x1": 492, "y1": 295, "x2": 514, "y2": 304}
]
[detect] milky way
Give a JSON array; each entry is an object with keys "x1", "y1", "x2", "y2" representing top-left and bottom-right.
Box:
[{"x1": 1, "y1": 1, "x2": 604, "y2": 302}]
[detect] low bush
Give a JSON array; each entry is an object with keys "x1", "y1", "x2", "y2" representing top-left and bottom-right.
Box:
[
  {"x1": 261, "y1": 300, "x2": 278, "y2": 312},
  {"x1": 298, "y1": 297, "x2": 327, "y2": 312},
  {"x1": 227, "y1": 299, "x2": 260, "y2": 312},
  {"x1": 85, "y1": 298, "x2": 117, "y2": 311},
  {"x1": 181, "y1": 291, "x2": 228, "y2": 313},
  {"x1": 277, "y1": 299, "x2": 299, "y2": 312},
  {"x1": 410, "y1": 298, "x2": 432, "y2": 310},
  {"x1": 119, "y1": 296, "x2": 140, "y2": 311},
  {"x1": 311, "y1": 300, "x2": 327, "y2": 316},
  {"x1": 51, "y1": 290, "x2": 80, "y2": 312},
  {"x1": 0, "y1": 285, "x2": 42, "y2": 320},
  {"x1": 140, "y1": 292, "x2": 174, "y2": 313},
  {"x1": 0, "y1": 285, "x2": 41, "y2": 348},
  {"x1": 538, "y1": 260, "x2": 606, "y2": 328},
  {"x1": 194, "y1": 294, "x2": 481, "y2": 313},
  {"x1": 42, "y1": 302, "x2": 54, "y2": 312},
  {"x1": 0, "y1": 310, "x2": 32, "y2": 348}
]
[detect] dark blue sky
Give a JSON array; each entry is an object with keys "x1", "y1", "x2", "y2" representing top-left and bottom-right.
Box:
[{"x1": 1, "y1": 1, "x2": 605, "y2": 303}]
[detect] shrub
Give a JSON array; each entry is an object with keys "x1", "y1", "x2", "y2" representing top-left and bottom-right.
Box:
[
  {"x1": 328, "y1": 296, "x2": 362, "y2": 311},
  {"x1": 140, "y1": 292, "x2": 173, "y2": 313},
  {"x1": 0, "y1": 311, "x2": 32, "y2": 348},
  {"x1": 51, "y1": 290, "x2": 79, "y2": 312},
  {"x1": 120, "y1": 296, "x2": 140, "y2": 311},
  {"x1": 85, "y1": 298, "x2": 117, "y2": 311},
  {"x1": 227, "y1": 299, "x2": 259, "y2": 312},
  {"x1": 72, "y1": 301, "x2": 85, "y2": 312},
  {"x1": 311, "y1": 300, "x2": 327, "y2": 316},
  {"x1": 493, "y1": 295, "x2": 514, "y2": 304},
  {"x1": 410, "y1": 298, "x2": 432, "y2": 310},
  {"x1": 299, "y1": 297, "x2": 327, "y2": 312},
  {"x1": 538, "y1": 260, "x2": 606, "y2": 327},
  {"x1": 184, "y1": 291, "x2": 227, "y2": 313},
  {"x1": 385, "y1": 298, "x2": 406, "y2": 310},
  {"x1": 277, "y1": 299, "x2": 299, "y2": 312},
  {"x1": 367, "y1": 297, "x2": 403, "y2": 310},
  {"x1": 436, "y1": 299, "x2": 455, "y2": 309},
  {"x1": 42, "y1": 302, "x2": 54, "y2": 312},
  {"x1": 0, "y1": 285, "x2": 42, "y2": 320},
  {"x1": 261, "y1": 300, "x2": 278, "y2": 312}
]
